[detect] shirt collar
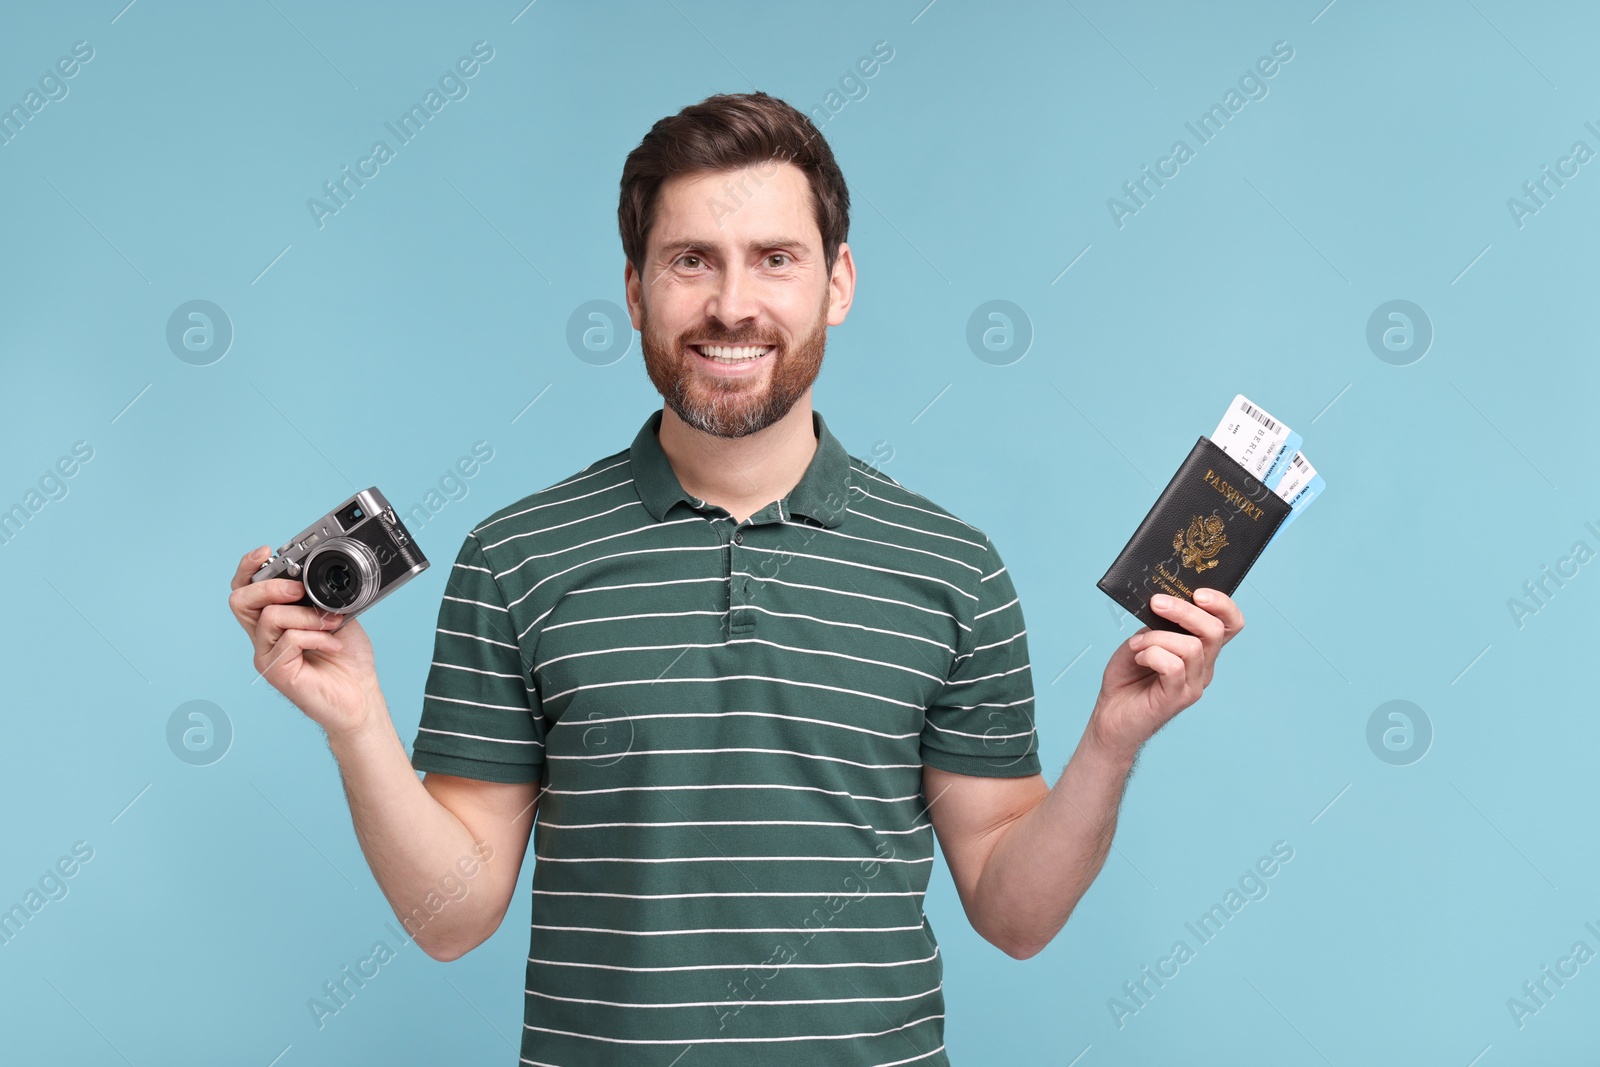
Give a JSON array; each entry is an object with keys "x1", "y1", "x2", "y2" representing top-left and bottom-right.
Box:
[{"x1": 630, "y1": 408, "x2": 851, "y2": 528}]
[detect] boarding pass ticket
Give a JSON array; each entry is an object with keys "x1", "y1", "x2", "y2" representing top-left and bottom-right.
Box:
[{"x1": 1209, "y1": 394, "x2": 1325, "y2": 533}]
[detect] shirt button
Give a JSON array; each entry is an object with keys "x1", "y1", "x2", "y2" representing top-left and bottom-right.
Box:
[{"x1": 733, "y1": 530, "x2": 744, "y2": 545}]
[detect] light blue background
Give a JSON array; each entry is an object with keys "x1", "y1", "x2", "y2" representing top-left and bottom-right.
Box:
[{"x1": 2, "y1": 1, "x2": 1596, "y2": 1063}]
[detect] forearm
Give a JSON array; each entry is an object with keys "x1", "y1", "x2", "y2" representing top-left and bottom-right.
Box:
[
  {"x1": 960, "y1": 588, "x2": 1245, "y2": 958},
  {"x1": 970, "y1": 715, "x2": 1138, "y2": 959},
  {"x1": 325, "y1": 685, "x2": 502, "y2": 959}
]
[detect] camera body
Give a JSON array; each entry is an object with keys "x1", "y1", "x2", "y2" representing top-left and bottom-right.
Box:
[{"x1": 251, "y1": 487, "x2": 428, "y2": 627}]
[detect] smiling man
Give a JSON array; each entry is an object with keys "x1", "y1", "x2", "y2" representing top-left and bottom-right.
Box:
[{"x1": 229, "y1": 91, "x2": 1247, "y2": 1065}]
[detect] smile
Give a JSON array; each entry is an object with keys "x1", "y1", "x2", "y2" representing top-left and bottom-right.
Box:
[{"x1": 691, "y1": 344, "x2": 773, "y2": 364}]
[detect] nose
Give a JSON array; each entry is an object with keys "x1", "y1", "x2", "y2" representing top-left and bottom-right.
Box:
[{"x1": 705, "y1": 267, "x2": 758, "y2": 331}]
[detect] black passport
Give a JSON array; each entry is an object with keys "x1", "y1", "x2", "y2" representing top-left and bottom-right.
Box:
[{"x1": 1098, "y1": 436, "x2": 1291, "y2": 633}]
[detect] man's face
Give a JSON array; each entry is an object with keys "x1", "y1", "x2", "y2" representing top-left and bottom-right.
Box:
[{"x1": 627, "y1": 161, "x2": 852, "y2": 439}]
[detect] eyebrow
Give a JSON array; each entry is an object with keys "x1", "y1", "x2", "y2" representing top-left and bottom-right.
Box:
[{"x1": 654, "y1": 236, "x2": 811, "y2": 257}]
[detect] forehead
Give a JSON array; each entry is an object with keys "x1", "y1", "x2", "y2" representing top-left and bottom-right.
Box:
[{"x1": 650, "y1": 161, "x2": 819, "y2": 250}]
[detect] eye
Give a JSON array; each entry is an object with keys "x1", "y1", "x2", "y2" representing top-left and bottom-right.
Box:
[
  {"x1": 677, "y1": 254, "x2": 704, "y2": 269},
  {"x1": 765, "y1": 253, "x2": 791, "y2": 268}
]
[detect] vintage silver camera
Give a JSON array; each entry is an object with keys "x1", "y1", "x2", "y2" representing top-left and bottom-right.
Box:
[{"x1": 252, "y1": 487, "x2": 428, "y2": 626}]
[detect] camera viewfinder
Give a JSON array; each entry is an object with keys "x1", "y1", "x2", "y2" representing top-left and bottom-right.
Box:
[{"x1": 335, "y1": 501, "x2": 366, "y2": 530}]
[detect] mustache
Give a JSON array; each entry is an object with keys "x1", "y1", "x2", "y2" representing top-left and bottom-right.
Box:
[{"x1": 682, "y1": 332, "x2": 781, "y2": 347}]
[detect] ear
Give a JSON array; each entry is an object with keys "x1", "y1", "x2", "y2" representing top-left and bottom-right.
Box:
[
  {"x1": 624, "y1": 260, "x2": 644, "y2": 331},
  {"x1": 826, "y1": 242, "x2": 856, "y2": 327}
]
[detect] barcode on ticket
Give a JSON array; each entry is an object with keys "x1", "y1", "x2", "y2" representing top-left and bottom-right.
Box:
[{"x1": 1240, "y1": 400, "x2": 1277, "y2": 433}]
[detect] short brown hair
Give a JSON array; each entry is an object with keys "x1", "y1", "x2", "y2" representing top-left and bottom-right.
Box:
[{"x1": 618, "y1": 91, "x2": 850, "y2": 280}]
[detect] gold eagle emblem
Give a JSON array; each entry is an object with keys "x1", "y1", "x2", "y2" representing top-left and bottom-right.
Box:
[{"x1": 1173, "y1": 514, "x2": 1227, "y2": 572}]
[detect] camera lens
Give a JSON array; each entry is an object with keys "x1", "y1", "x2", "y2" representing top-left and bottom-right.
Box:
[
  {"x1": 324, "y1": 561, "x2": 355, "y2": 599},
  {"x1": 302, "y1": 539, "x2": 379, "y2": 613},
  {"x1": 306, "y1": 551, "x2": 361, "y2": 609}
]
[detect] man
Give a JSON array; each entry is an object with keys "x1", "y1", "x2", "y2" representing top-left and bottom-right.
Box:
[{"x1": 228, "y1": 91, "x2": 1245, "y2": 1065}]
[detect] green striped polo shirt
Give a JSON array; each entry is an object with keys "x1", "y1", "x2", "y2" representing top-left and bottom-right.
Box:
[{"x1": 410, "y1": 408, "x2": 1040, "y2": 1066}]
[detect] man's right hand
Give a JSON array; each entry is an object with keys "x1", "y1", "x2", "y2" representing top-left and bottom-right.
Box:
[{"x1": 229, "y1": 545, "x2": 380, "y2": 737}]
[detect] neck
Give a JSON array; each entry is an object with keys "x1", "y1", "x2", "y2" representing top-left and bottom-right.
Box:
[{"x1": 656, "y1": 394, "x2": 818, "y2": 523}]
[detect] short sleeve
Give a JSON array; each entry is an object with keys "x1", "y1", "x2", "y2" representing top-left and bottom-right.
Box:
[
  {"x1": 920, "y1": 536, "x2": 1041, "y2": 778},
  {"x1": 410, "y1": 531, "x2": 546, "y2": 783}
]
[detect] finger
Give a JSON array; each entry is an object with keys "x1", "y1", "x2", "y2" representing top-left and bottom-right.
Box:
[
  {"x1": 1131, "y1": 630, "x2": 1206, "y2": 688},
  {"x1": 258, "y1": 626, "x2": 343, "y2": 682},
  {"x1": 1193, "y1": 588, "x2": 1245, "y2": 638},
  {"x1": 231, "y1": 546, "x2": 274, "y2": 591},
  {"x1": 232, "y1": 575, "x2": 302, "y2": 643},
  {"x1": 1133, "y1": 644, "x2": 1186, "y2": 680},
  {"x1": 230, "y1": 577, "x2": 307, "y2": 620},
  {"x1": 1149, "y1": 594, "x2": 1225, "y2": 642},
  {"x1": 1130, "y1": 629, "x2": 1202, "y2": 657},
  {"x1": 230, "y1": 579, "x2": 308, "y2": 643},
  {"x1": 254, "y1": 602, "x2": 342, "y2": 659}
]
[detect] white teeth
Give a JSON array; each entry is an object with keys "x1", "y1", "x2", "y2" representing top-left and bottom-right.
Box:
[{"x1": 697, "y1": 344, "x2": 770, "y2": 363}]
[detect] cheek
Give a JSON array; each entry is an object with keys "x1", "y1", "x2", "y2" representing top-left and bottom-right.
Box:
[
  {"x1": 645, "y1": 290, "x2": 703, "y2": 334},
  {"x1": 769, "y1": 291, "x2": 826, "y2": 333},
  {"x1": 654, "y1": 314, "x2": 697, "y2": 348}
]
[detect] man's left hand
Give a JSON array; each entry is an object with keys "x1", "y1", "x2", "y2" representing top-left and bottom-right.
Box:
[{"x1": 1087, "y1": 589, "x2": 1245, "y2": 763}]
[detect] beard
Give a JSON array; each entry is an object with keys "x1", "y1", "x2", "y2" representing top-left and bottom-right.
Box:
[{"x1": 640, "y1": 290, "x2": 828, "y2": 440}]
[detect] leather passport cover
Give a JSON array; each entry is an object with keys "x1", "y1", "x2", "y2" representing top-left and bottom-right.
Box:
[{"x1": 1098, "y1": 436, "x2": 1291, "y2": 633}]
